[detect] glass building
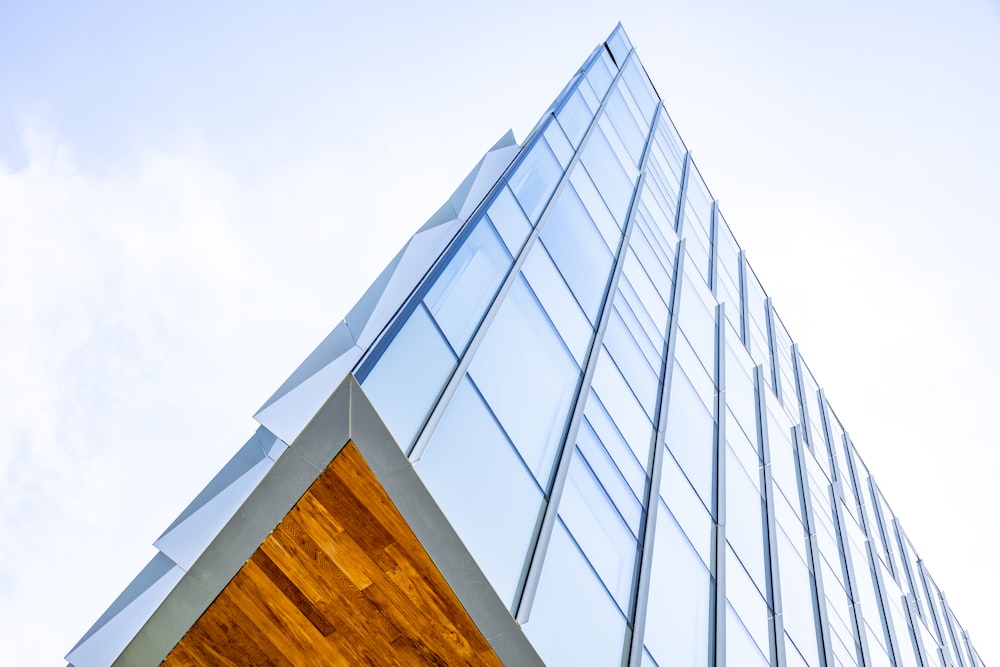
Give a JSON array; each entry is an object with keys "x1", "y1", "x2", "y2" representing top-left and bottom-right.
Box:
[{"x1": 68, "y1": 25, "x2": 984, "y2": 667}]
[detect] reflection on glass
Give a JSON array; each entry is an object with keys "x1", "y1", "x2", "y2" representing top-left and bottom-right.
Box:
[
  {"x1": 469, "y1": 277, "x2": 580, "y2": 486},
  {"x1": 557, "y1": 89, "x2": 593, "y2": 148},
  {"x1": 415, "y1": 378, "x2": 542, "y2": 606},
  {"x1": 663, "y1": 364, "x2": 715, "y2": 509},
  {"x1": 486, "y1": 185, "x2": 532, "y2": 255},
  {"x1": 508, "y1": 138, "x2": 562, "y2": 224},
  {"x1": 558, "y1": 448, "x2": 638, "y2": 610},
  {"x1": 643, "y1": 500, "x2": 711, "y2": 665},
  {"x1": 522, "y1": 522, "x2": 627, "y2": 666},
  {"x1": 361, "y1": 305, "x2": 456, "y2": 448},
  {"x1": 581, "y1": 125, "x2": 636, "y2": 224},
  {"x1": 521, "y1": 246, "x2": 593, "y2": 364},
  {"x1": 540, "y1": 184, "x2": 615, "y2": 321},
  {"x1": 424, "y1": 219, "x2": 511, "y2": 353}
]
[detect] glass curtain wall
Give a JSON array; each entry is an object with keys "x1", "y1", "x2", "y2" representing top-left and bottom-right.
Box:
[{"x1": 355, "y1": 25, "x2": 982, "y2": 667}]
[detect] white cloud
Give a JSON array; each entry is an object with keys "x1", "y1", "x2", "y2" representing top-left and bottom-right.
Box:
[{"x1": 0, "y1": 120, "x2": 369, "y2": 665}]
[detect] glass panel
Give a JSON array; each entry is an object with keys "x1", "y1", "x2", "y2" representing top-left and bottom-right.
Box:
[
  {"x1": 663, "y1": 364, "x2": 716, "y2": 510},
  {"x1": 581, "y1": 124, "x2": 636, "y2": 224},
  {"x1": 605, "y1": 86, "x2": 645, "y2": 167},
  {"x1": 521, "y1": 244, "x2": 593, "y2": 365},
  {"x1": 508, "y1": 138, "x2": 562, "y2": 224},
  {"x1": 660, "y1": 450, "x2": 712, "y2": 566},
  {"x1": 584, "y1": 392, "x2": 647, "y2": 498},
  {"x1": 543, "y1": 121, "x2": 573, "y2": 168},
  {"x1": 586, "y1": 49, "x2": 615, "y2": 99},
  {"x1": 605, "y1": 29, "x2": 630, "y2": 67},
  {"x1": 612, "y1": 296, "x2": 662, "y2": 373},
  {"x1": 559, "y1": 448, "x2": 638, "y2": 610},
  {"x1": 777, "y1": 528, "x2": 822, "y2": 666},
  {"x1": 522, "y1": 522, "x2": 627, "y2": 666},
  {"x1": 643, "y1": 500, "x2": 712, "y2": 666},
  {"x1": 415, "y1": 378, "x2": 542, "y2": 605},
  {"x1": 621, "y1": 58, "x2": 657, "y2": 124},
  {"x1": 602, "y1": 312, "x2": 659, "y2": 418},
  {"x1": 424, "y1": 219, "x2": 511, "y2": 352},
  {"x1": 727, "y1": 603, "x2": 770, "y2": 666},
  {"x1": 725, "y1": 334, "x2": 757, "y2": 442},
  {"x1": 557, "y1": 89, "x2": 593, "y2": 148},
  {"x1": 576, "y1": 418, "x2": 644, "y2": 536},
  {"x1": 623, "y1": 248, "x2": 668, "y2": 335},
  {"x1": 726, "y1": 545, "x2": 771, "y2": 656},
  {"x1": 362, "y1": 305, "x2": 456, "y2": 448},
  {"x1": 469, "y1": 278, "x2": 580, "y2": 485},
  {"x1": 679, "y1": 269, "x2": 718, "y2": 370},
  {"x1": 726, "y1": 444, "x2": 767, "y2": 592},
  {"x1": 540, "y1": 183, "x2": 615, "y2": 321},
  {"x1": 486, "y1": 185, "x2": 532, "y2": 255},
  {"x1": 592, "y1": 352, "x2": 654, "y2": 468},
  {"x1": 683, "y1": 163, "x2": 713, "y2": 238},
  {"x1": 569, "y1": 165, "x2": 621, "y2": 251}
]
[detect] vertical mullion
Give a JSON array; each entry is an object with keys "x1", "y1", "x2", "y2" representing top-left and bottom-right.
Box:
[
  {"x1": 515, "y1": 73, "x2": 661, "y2": 624},
  {"x1": 830, "y1": 440, "x2": 876, "y2": 667},
  {"x1": 757, "y1": 363, "x2": 788, "y2": 667},
  {"x1": 713, "y1": 302, "x2": 728, "y2": 666},
  {"x1": 626, "y1": 240, "x2": 688, "y2": 666},
  {"x1": 793, "y1": 424, "x2": 835, "y2": 667},
  {"x1": 407, "y1": 51, "x2": 631, "y2": 463}
]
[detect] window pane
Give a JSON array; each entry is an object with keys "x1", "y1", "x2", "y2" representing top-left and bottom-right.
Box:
[
  {"x1": 726, "y1": 445, "x2": 767, "y2": 593},
  {"x1": 576, "y1": 418, "x2": 643, "y2": 536},
  {"x1": 486, "y1": 186, "x2": 531, "y2": 255},
  {"x1": 558, "y1": 448, "x2": 638, "y2": 610},
  {"x1": 643, "y1": 500, "x2": 711, "y2": 666},
  {"x1": 663, "y1": 364, "x2": 716, "y2": 509},
  {"x1": 583, "y1": 393, "x2": 647, "y2": 499},
  {"x1": 521, "y1": 245, "x2": 593, "y2": 364},
  {"x1": 523, "y1": 522, "x2": 627, "y2": 666},
  {"x1": 469, "y1": 278, "x2": 580, "y2": 485},
  {"x1": 581, "y1": 125, "x2": 636, "y2": 223},
  {"x1": 414, "y1": 378, "x2": 543, "y2": 605},
  {"x1": 424, "y1": 219, "x2": 511, "y2": 353},
  {"x1": 540, "y1": 183, "x2": 615, "y2": 321},
  {"x1": 509, "y1": 139, "x2": 562, "y2": 224},
  {"x1": 557, "y1": 89, "x2": 593, "y2": 147},
  {"x1": 362, "y1": 305, "x2": 456, "y2": 448}
]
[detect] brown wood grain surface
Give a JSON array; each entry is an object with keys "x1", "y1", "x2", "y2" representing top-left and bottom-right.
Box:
[{"x1": 162, "y1": 442, "x2": 503, "y2": 666}]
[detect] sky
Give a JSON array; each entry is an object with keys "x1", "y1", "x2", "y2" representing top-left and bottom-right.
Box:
[{"x1": 1, "y1": 1, "x2": 998, "y2": 664}]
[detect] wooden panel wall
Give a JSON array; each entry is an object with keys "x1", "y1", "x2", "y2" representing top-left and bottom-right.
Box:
[{"x1": 163, "y1": 442, "x2": 503, "y2": 666}]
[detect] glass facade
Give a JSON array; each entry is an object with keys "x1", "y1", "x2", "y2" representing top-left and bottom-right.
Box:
[
  {"x1": 356, "y1": 25, "x2": 984, "y2": 667},
  {"x1": 69, "y1": 24, "x2": 985, "y2": 667}
]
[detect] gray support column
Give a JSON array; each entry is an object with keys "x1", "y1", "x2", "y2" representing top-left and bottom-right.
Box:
[
  {"x1": 817, "y1": 390, "x2": 871, "y2": 666},
  {"x1": 790, "y1": 343, "x2": 815, "y2": 455},
  {"x1": 756, "y1": 364, "x2": 787, "y2": 667},
  {"x1": 816, "y1": 390, "x2": 839, "y2": 480},
  {"x1": 939, "y1": 595, "x2": 967, "y2": 667},
  {"x1": 866, "y1": 539, "x2": 900, "y2": 666},
  {"x1": 828, "y1": 452, "x2": 875, "y2": 667},
  {"x1": 793, "y1": 424, "x2": 834, "y2": 667},
  {"x1": 738, "y1": 250, "x2": 750, "y2": 347},
  {"x1": 891, "y1": 520, "x2": 921, "y2": 621},
  {"x1": 764, "y1": 297, "x2": 782, "y2": 405},
  {"x1": 903, "y1": 595, "x2": 932, "y2": 667},
  {"x1": 917, "y1": 563, "x2": 953, "y2": 667},
  {"x1": 675, "y1": 151, "x2": 693, "y2": 237},
  {"x1": 627, "y1": 240, "x2": 688, "y2": 666},
  {"x1": 709, "y1": 200, "x2": 720, "y2": 294},
  {"x1": 713, "y1": 302, "x2": 728, "y2": 666},
  {"x1": 515, "y1": 92, "x2": 663, "y2": 625}
]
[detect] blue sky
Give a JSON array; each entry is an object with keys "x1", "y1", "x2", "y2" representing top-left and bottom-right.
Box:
[{"x1": 1, "y1": 1, "x2": 998, "y2": 664}]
